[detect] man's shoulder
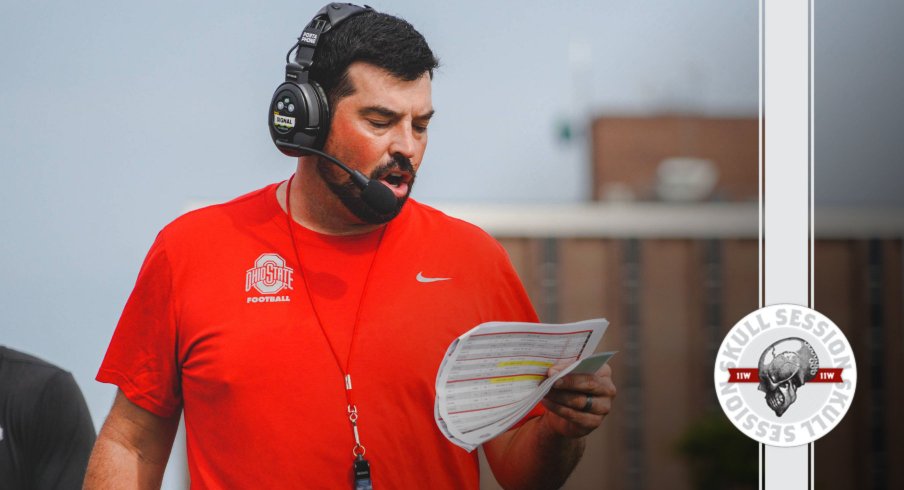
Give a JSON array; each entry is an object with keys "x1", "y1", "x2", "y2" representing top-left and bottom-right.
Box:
[
  {"x1": 405, "y1": 200, "x2": 493, "y2": 236},
  {"x1": 158, "y1": 183, "x2": 280, "y2": 242},
  {"x1": 402, "y1": 200, "x2": 506, "y2": 253}
]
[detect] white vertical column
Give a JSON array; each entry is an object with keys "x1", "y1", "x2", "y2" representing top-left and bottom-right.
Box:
[{"x1": 762, "y1": 0, "x2": 812, "y2": 488}]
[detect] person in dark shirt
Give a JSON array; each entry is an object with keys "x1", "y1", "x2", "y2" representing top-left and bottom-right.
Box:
[{"x1": 0, "y1": 346, "x2": 96, "y2": 489}]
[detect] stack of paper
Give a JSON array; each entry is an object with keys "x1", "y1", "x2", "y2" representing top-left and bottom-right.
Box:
[{"x1": 434, "y1": 318, "x2": 614, "y2": 452}]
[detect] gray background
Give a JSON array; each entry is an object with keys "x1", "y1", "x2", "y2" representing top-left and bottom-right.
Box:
[{"x1": 815, "y1": 1, "x2": 904, "y2": 207}]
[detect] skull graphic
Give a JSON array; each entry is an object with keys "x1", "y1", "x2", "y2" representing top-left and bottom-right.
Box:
[{"x1": 757, "y1": 337, "x2": 819, "y2": 417}]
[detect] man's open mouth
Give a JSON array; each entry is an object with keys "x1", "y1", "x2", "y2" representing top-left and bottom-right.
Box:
[{"x1": 378, "y1": 169, "x2": 414, "y2": 198}]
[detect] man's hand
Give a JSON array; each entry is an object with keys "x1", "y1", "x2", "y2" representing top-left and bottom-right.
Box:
[
  {"x1": 540, "y1": 362, "x2": 616, "y2": 438},
  {"x1": 484, "y1": 363, "x2": 615, "y2": 489}
]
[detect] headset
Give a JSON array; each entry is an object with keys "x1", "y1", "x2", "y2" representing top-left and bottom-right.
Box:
[
  {"x1": 267, "y1": 3, "x2": 397, "y2": 215},
  {"x1": 268, "y1": 3, "x2": 373, "y2": 157}
]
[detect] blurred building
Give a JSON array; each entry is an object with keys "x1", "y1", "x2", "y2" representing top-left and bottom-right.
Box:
[
  {"x1": 592, "y1": 115, "x2": 758, "y2": 203},
  {"x1": 437, "y1": 114, "x2": 903, "y2": 490}
]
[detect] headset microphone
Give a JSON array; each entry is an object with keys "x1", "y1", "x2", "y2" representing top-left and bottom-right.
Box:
[{"x1": 288, "y1": 145, "x2": 399, "y2": 216}]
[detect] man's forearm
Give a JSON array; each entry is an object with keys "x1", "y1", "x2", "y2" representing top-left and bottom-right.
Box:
[
  {"x1": 489, "y1": 413, "x2": 586, "y2": 490},
  {"x1": 83, "y1": 432, "x2": 169, "y2": 489},
  {"x1": 83, "y1": 391, "x2": 179, "y2": 489}
]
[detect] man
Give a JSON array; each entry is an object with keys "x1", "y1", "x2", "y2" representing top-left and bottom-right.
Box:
[
  {"x1": 86, "y1": 5, "x2": 615, "y2": 489},
  {"x1": 0, "y1": 346, "x2": 96, "y2": 489}
]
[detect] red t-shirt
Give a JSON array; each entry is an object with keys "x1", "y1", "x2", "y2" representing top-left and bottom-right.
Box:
[{"x1": 97, "y1": 183, "x2": 541, "y2": 489}]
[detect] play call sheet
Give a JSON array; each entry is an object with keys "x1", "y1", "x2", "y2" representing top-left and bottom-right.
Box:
[{"x1": 434, "y1": 318, "x2": 614, "y2": 451}]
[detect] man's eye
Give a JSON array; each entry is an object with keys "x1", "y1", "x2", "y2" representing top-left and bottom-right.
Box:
[
  {"x1": 413, "y1": 125, "x2": 428, "y2": 134},
  {"x1": 369, "y1": 120, "x2": 391, "y2": 128}
]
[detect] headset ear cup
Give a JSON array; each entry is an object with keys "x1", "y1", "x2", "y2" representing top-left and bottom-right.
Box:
[{"x1": 269, "y1": 80, "x2": 330, "y2": 157}]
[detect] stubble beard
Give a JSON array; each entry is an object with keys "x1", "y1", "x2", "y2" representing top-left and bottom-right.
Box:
[{"x1": 315, "y1": 154, "x2": 416, "y2": 225}]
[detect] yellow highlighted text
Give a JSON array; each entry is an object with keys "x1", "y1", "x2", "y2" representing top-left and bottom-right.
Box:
[
  {"x1": 497, "y1": 361, "x2": 554, "y2": 368},
  {"x1": 490, "y1": 375, "x2": 546, "y2": 384}
]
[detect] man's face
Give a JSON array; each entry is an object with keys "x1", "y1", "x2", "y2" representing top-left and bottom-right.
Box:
[{"x1": 317, "y1": 62, "x2": 433, "y2": 224}]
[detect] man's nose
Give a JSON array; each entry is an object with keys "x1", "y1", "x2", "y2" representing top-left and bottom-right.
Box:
[{"x1": 388, "y1": 125, "x2": 418, "y2": 160}]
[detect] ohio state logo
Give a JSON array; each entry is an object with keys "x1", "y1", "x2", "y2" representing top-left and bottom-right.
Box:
[
  {"x1": 714, "y1": 304, "x2": 857, "y2": 447},
  {"x1": 245, "y1": 253, "x2": 294, "y2": 295}
]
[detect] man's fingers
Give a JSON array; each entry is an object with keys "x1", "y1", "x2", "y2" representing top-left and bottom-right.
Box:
[
  {"x1": 552, "y1": 373, "x2": 617, "y2": 397},
  {"x1": 544, "y1": 389, "x2": 586, "y2": 411},
  {"x1": 598, "y1": 363, "x2": 612, "y2": 378},
  {"x1": 545, "y1": 389, "x2": 612, "y2": 416},
  {"x1": 541, "y1": 398, "x2": 600, "y2": 428},
  {"x1": 599, "y1": 375, "x2": 617, "y2": 398},
  {"x1": 540, "y1": 363, "x2": 616, "y2": 439},
  {"x1": 546, "y1": 361, "x2": 573, "y2": 378}
]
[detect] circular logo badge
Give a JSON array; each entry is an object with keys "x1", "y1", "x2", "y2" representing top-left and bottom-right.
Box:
[{"x1": 713, "y1": 304, "x2": 857, "y2": 447}]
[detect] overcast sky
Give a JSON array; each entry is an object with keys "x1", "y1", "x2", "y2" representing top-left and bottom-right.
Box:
[{"x1": 1, "y1": 1, "x2": 901, "y2": 486}]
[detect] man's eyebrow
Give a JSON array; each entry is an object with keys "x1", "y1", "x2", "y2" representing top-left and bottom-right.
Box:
[
  {"x1": 414, "y1": 109, "x2": 436, "y2": 122},
  {"x1": 359, "y1": 106, "x2": 399, "y2": 119},
  {"x1": 358, "y1": 106, "x2": 435, "y2": 121}
]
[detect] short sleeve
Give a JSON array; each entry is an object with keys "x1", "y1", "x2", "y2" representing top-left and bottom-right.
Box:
[{"x1": 96, "y1": 233, "x2": 182, "y2": 417}]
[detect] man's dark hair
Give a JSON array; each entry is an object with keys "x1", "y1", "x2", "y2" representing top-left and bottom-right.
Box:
[{"x1": 310, "y1": 10, "x2": 439, "y2": 108}]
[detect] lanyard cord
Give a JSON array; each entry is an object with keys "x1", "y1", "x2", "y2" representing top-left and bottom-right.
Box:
[{"x1": 284, "y1": 174, "x2": 387, "y2": 456}]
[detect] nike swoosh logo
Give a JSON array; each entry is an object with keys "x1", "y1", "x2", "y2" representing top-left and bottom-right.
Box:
[{"x1": 416, "y1": 272, "x2": 452, "y2": 283}]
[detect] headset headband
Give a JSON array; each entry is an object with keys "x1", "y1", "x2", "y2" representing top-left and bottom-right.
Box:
[{"x1": 288, "y1": 3, "x2": 373, "y2": 81}]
